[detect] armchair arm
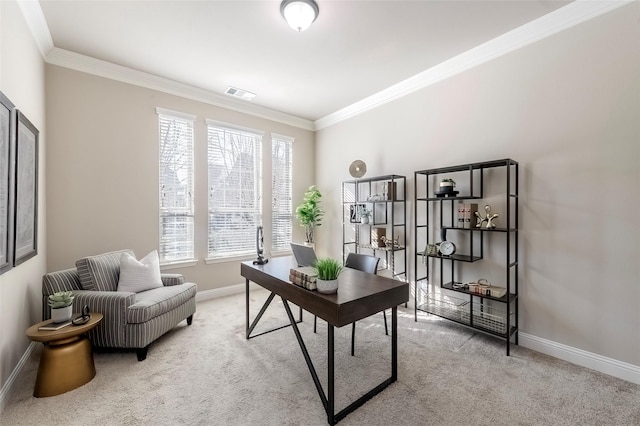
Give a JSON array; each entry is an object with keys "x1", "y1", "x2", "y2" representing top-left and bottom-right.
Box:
[
  {"x1": 161, "y1": 274, "x2": 185, "y2": 287},
  {"x1": 70, "y1": 290, "x2": 136, "y2": 348}
]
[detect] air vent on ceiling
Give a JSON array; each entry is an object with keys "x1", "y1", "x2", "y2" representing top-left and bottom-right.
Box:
[{"x1": 225, "y1": 86, "x2": 256, "y2": 101}]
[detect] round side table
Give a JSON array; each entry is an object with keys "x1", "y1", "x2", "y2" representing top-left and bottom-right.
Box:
[{"x1": 26, "y1": 313, "x2": 103, "y2": 397}]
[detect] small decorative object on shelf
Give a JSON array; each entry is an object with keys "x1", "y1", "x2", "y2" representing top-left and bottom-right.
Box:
[
  {"x1": 360, "y1": 208, "x2": 371, "y2": 224},
  {"x1": 475, "y1": 204, "x2": 499, "y2": 229},
  {"x1": 435, "y1": 178, "x2": 459, "y2": 197},
  {"x1": 313, "y1": 258, "x2": 343, "y2": 294}
]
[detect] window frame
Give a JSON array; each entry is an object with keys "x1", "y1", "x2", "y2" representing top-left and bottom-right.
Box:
[
  {"x1": 157, "y1": 107, "x2": 196, "y2": 265},
  {"x1": 205, "y1": 119, "x2": 265, "y2": 261}
]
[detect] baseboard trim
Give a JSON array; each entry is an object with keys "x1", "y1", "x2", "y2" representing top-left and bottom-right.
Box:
[
  {"x1": 195, "y1": 282, "x2": 260, "y2": 303},
  {"x1": 519, "y1": 332, "x2": 640, "y2": 385},
  {"x1": 0, "y1": 342, "x2": 37, "y2": 413}
]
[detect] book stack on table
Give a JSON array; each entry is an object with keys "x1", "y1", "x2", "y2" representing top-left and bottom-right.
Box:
[{"x1": 289, "y1": 266, "x2": 317, "y2": 291}]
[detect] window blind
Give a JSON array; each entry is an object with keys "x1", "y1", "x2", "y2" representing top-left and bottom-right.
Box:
[
  {"x1": 271, "y1": 134, "x2": 293, "y2": 252},
  {"x1": 158, "y1": 109, "x2": 195, "y2": 262},
  {"x1": 207, "y1": 122, "x2": 263, "y2": 258}
]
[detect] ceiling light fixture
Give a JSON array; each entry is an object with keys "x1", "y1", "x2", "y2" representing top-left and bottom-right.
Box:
[{"x1": 280, "y1": 0, "x2": 319, "y2": 32}]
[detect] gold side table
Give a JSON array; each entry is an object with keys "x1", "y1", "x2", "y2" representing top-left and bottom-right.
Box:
[{"x1": 26, "y1": 313, "x2": 103, "y2": 397}]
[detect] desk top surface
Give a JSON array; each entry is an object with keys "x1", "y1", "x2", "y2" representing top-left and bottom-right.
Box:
[{"x1": 242, "y1": 256, "x2": 409, "y2": 327}]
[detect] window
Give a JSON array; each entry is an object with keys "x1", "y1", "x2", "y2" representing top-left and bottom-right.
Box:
[
  {"x1": 206, "y1": 120, "x2": 263, "y2": 259},
  {"x1": 271, "y1": 134, "x2": 293, "y2": 252},
  {"x1": 157, "y1": 108, "x2": 195, "y2": 262}
]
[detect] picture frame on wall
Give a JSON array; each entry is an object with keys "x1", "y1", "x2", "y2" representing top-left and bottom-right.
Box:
[
  {"x1": 13, "y1": 110, "x2": 39, "y2": 266},
  {"x1": 0, "y1": 91, "x2": 15, "y2": 274}
]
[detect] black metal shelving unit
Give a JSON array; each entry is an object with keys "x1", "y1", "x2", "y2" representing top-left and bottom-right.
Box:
[
  {"x1": 413, "y1": 159, "x2": 519, "y2": 355},
  {"x1": 342, "y1": 174, "x2": 407, "y2": 281}
]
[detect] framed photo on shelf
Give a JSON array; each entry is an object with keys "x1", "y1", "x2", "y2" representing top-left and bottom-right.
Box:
[
  {"x1": 0, "y1": 91, "x2": 15, "y2": 274},
  {"x1": 349, "y1": 204, "x2": 366, "y2": 223},
  {"x1": 13, "y1": 110, "x2": 39, "y2": 266}
]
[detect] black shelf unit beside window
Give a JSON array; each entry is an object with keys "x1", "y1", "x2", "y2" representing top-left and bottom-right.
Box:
[
  {"x1": 342, "y1": 174, "x2": 407, "y2": 281},
  {"x1": 414, "y1": 159, "x2": 519, "y2": 355}
]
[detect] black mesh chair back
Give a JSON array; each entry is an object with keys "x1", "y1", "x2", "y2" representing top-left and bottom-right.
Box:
[
  {"x1": 313, "y1": 252, "x2": 387, "y2": 356},
  {"x1": 345, "y1": 253, "x2": 379, "y2": 275}
]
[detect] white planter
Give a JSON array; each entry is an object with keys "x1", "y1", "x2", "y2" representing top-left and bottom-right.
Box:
[
  {"x1": 51, "y1": 305, "x2": 73, "y2": 323},
  {"x1": 360, "y1": 216, "x2": 369, "y2": 224},
  {"x1": 317, "y1": 278, "x2": 338, "y2": 294}
]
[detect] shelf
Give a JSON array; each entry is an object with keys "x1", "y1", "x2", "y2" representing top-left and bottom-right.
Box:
[
  {"x1": 413, "y1": 159, "x2": 519, "y2": 355},
  {"x1": 417, "y1": 294, "x2": 516, "y2": 338},
  {"x1": 441, "y1": 282, "x2": 516, "y2": 303},
  {"x1": 416, "y1": 196, "x2": 482, "y2": 202},
  {"x1": 441, "y1": 226, "x2": 517, "y2": 233},
  {"x1": 417, "y1": 252, "x2": 481, "y2": 263},
  {"x1": 359, "y1": 244, "x2": 406, "y2": 252},
  {"x1": 342, "y1": 174, "x2": 406, "y2": 184}
]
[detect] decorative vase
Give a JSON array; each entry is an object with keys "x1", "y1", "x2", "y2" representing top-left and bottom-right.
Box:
[
  {"x1": 316, "y1": 278, "x2": 338, "y2": 294},
  {"x1": 360, "y1": 216, "x2": 369, "y2": 224},
  {"x1": 51, "y1": 305, "x2": 73, "y2": 323}
]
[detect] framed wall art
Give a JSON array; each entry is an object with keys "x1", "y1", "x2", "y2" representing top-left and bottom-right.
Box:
[
  {"x1": 13, "y1": 110, "x2": 39, "y2": 266},
  {"x1": 0, "y1": 91, "x2": 15, "y2": 274}
]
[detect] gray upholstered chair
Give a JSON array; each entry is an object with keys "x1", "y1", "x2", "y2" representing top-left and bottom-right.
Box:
[{"x1": 42, "y1": 249, "x2": 197, "y2": 361}]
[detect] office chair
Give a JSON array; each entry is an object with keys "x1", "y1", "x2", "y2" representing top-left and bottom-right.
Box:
[{"x1": 313, "y1": 253, "x2": 386, "y2": 356}]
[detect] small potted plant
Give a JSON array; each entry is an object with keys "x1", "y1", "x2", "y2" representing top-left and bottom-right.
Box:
[
  {"x1": 295, "y1": 186, "x2": 324, "y2": 245},
  {"x1": 436, "y1": 178, "x2": 458, "y2": 197},
  {"x1": 312, "y1": 258, "x2": 343, "y2": 294},
  {"x1": 48, "y1": 291, "x2": 74, "y2": 323}
]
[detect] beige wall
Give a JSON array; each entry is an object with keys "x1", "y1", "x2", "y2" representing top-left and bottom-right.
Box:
[
  {"x1": 45, "y1": 66, "x2": 315, "y2": 290},
  {"x1": 0, "y1": 1, "x2": 47, "y2": 391},
  {"x1": 315, "y1": 3, "x2": 640, "y2": 367}
]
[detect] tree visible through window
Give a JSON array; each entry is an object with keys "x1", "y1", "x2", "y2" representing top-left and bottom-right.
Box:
[
  {"x1": 157, "y1": 108, "x2": 195, "y2": 262},
  {"x1": 272, "y1": 134, "x2": 293, "y2": 252},
  {"x1": 207, "y1": 121, "x2": 263, "y2": 259}
]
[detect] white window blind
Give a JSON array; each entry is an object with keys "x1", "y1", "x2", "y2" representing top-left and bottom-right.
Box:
[
  {"x1": 207, "y1": 121, "x2": 263, "y2": 259},
  {"x1": 271, "y1": 134, "x2": 293, "y2": 252},
  {"x1": 157, "y1": 108, "x2": 195, "y2": 262}
]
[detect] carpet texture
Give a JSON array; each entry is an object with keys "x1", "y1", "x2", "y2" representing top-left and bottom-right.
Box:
[{"x1": 2, "y1": 289, "x2": 639, "y2": 425}]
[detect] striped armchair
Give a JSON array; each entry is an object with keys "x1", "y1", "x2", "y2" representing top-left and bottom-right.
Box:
[{"x1": 42, "y1": 250, "x2": 197, "y2": 361}]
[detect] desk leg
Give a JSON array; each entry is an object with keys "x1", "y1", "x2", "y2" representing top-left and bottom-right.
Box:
[
  {"x1": 246, "y1": 280, "x2": 303, "y2": 340},
  {"x1": 328, "y1": 324, "x2": 335, "y2": 425},
  {"x1": 392, "y1": 306, "x2": 397, "y2": 381}
]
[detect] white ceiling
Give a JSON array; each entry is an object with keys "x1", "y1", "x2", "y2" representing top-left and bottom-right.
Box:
[{"x1": 37, "y1": 0, "x2": 573, "y2": 123}]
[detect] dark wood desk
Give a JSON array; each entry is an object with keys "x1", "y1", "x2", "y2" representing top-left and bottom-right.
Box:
[{"x1": 241, "y1": 256, "x2": 409, "y2": 425}]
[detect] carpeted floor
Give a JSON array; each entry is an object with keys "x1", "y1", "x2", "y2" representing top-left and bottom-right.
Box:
[{"x1": 2, "y1": 289, "x2": 639, "y2": 425}]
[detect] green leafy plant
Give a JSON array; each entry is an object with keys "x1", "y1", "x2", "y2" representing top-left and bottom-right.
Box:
[
  {"x1": 313, "y1": 258, "x2": 343, "y2": 281},
  {"x1": 441, "y1": 178, "x2": 456, "y2": 185},
  {"x1": 48, "y1": 291, "x2": 74, "y2": 309},
  {"x1": 295, "y1": 185, "x2": 324, "y2": 243}
]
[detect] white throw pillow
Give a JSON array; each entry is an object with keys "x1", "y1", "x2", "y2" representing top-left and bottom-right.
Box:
[{"x1": 117, "y1": 250, "x2": 163, "y2": 293}]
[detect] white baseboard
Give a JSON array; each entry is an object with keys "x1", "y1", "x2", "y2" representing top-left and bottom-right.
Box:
[
  {"x1": 195, "y1": 282, "x2": 261, "y2": 302},
  {"x1": 0, "y1": 342, "x2": 37, "y2": 413},
  {"x1": 519, "y1": 332, "x2": 640, "y2": 385}
]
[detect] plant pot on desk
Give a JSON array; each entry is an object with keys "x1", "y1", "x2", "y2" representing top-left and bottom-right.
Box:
[{"x1": 317, "y1": 279, "x2": 338, "y2": 294}]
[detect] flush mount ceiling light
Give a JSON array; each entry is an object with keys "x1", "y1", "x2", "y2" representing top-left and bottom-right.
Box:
[{"x1": 280, "y1": 0, "x2": 319, "y2": 32}]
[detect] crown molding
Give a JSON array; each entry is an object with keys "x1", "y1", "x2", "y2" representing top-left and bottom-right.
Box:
[
  {"x1": 16, "y1": 0, "x2": 54, "y2": 57},
  {"x1": 314, "y1": 0, "x2": 632, "y2": 130},
  {"x1": 20, "y1": 0, "x2": 629, "y2": 132},
  {"x1": 45, "y1": 48, "x2": 315, "y2": 131}
]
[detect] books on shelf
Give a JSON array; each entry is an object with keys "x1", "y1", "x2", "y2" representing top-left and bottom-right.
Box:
[
  {"x1": 468, "y1": 283, "x2": 507, "y2": 298},
  {"x1": 458, "y1": 202, "x2": 478, "y2": 229},
  {"x1": 289, "y1": 267, "x2": 317, "y2": 291}
]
